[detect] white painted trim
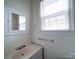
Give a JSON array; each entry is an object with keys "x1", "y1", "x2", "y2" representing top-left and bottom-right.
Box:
[
  {"x1": 5, "y1": 6, "x2": 29, "y2": 35},
  {"x1": 40, "y1": 0, "x2": 75, "y2": 32}
]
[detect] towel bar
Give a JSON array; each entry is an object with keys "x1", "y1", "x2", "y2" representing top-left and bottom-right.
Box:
[{"x1": 39, "y1": 38, "x2": 54, "y2": 42}]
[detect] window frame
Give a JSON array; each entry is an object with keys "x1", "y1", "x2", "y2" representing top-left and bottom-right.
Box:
[{"x1": 40, "y1": 0, "x2": 75, "y2": 31}]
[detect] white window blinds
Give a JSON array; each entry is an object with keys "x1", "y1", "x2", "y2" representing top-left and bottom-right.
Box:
[{"x1": 40, "y1": 0, "x2": 69, "y2": 30}]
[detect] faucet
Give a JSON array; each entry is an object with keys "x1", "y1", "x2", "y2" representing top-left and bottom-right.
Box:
[{"x1": 16, "y1": 45, "x2": 26, "y2": 50}]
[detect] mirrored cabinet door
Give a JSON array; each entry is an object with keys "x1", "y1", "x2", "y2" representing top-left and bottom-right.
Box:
[
  {"x1": 12, "y1": 13, "x2": 26, "y2": 31},
  {"x1": 6, "y1": 7, "x2": 29, "y2": 35}
]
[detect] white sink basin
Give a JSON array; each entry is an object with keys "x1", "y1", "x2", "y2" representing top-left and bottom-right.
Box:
[{"x1": 9, "y1": 44, "x2": 42, "y2": 59}]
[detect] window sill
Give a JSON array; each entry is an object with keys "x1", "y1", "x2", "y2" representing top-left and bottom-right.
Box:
[
  {"x1": 40, "y1": 29, "x2": 74, "y2": 32},
  {"x1": 39, "y1": 30, "x2": 75, "y2": 35}
]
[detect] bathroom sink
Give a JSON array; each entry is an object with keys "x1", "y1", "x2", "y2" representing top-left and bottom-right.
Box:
[{"x1": 9, "y1": 44, "x2": 42, "y2": 59}]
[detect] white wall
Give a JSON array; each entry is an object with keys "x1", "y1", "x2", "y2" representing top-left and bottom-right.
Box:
[
  {"x1": 31, "y1": 0, "x2": 75, "y2": 59},
  {"x1": 4, "y1": 0, "x2": 32, "y2": 59},
  {"x1": 4, "y1": 0, "x2": 75, "y2": 59}
]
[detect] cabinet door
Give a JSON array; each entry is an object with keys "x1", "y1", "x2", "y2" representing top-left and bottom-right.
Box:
[{"x1": 30, "y1": 49, "x2": 42, "y2": 59}]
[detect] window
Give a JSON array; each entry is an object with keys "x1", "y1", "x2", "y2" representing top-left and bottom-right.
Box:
[{"x1": 40, "y1": 0, "x2": 69, "y2": 30}]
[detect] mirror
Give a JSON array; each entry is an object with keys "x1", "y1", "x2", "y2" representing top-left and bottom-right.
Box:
[{"x1": 12, "y1": 13, "x2": 26, "y2": 31}]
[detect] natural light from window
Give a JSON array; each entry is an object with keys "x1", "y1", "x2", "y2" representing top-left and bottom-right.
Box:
[
  {"x1": 19, "y1": 16, "x2": 26, "y2": 30},
  {"x1": 41, "y1": 0, "x2": 69, "y2": 30}
]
